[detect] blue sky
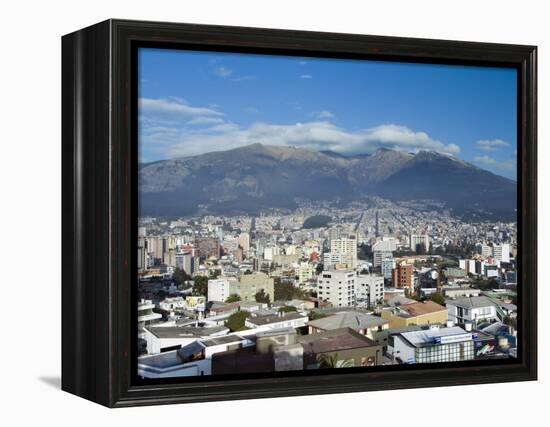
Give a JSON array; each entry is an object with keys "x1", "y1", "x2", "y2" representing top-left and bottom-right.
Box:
[{"x1": 138, "y1": 48, "x2": 517, "y2": 180}]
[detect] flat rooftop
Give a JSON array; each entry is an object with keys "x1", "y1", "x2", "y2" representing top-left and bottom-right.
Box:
[
  {"x1": 298, "y1": 328, "x2": 379, "y2": 353},
  {"x1": 399, "y1": 326, "x2": 471, "y2": 347},
  {"x1": 308, "y1": 311, "x2": 388, "y2": 331},
  {"x1": 201, "y1": 334, "x2": 244, "y2": 347},
  {"x1": 147, "y1": 325, "x2": 228, "y2": 339},
  {"x1": 246, "y1": 312, "x2": 306, "y2": 326}
]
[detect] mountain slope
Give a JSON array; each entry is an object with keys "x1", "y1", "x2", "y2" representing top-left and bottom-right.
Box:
[{"x1": 138, "y1": 143, "x2": 516, "y2": 219}]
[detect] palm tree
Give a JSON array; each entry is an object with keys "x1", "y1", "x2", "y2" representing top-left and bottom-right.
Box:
[{"x1": 318, "y1": 353, "x2": 354, "y2": 369}]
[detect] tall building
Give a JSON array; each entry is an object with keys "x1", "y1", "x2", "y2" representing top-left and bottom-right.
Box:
[
  {"x1": 356, "y1": 273, "x2": 384, "y2": 306},
  {"x1": 263, "y1": 246, "x2": 280, "y2": 261},
  {"x1": 392, "y1": 262, "x2": 414, "y2": 294},
  {"x1": 323, "y1": 251, "x2": 354, "y2": 270},
  {"x1": 481, "y1": 244, "x2": 493, "y2": 258},
  {"x1": 234, "y1": 272, "x2": 275, "y2": 302},
  {"x1": 175, "y1": 252, "x2": 197, "y2": 274},
  {"x1": 196, "y1": 237, "x2": 220, "y2": 259},
  {"x1": 493, "y1": 244, "x2": 510, "y2": 263},
  {"x1": 372, "y1": 240, "x2": 396, "y2": 268},
  {"x1": 207, "y1": 278, "x2": 234, "y2": 302},
  {"x1": 317, "y1": 269, "x2": 356, "y2": 308},
  {"x1": 238, "y1": 232, "x2": 250, "y2": 252},
  {"x1": 381, "y1": 257, "x2": 396, "y2": 279},
  {"x1": 330, "y1": 238, "x2": 357, "y2": 269},
  {"x1": 207, "y1": 273, "x2": 274, "y2": 303},
  {"x1": 410, "y1": 234, "x2": 430, "y2": 252}
]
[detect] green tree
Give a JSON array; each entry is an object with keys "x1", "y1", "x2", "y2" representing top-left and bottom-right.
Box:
[
  {"x1": 192, "y1": 275, "x2": 209, "y2": 296},
  {"x1": 254, "y1": 289, "x2": 271, "y2": 304},
  {"x1": 225, "y1": 294, "x2": 241, "y2": 303},
  {"x1": 308, "y1": 311, "x2": 328, "y2": 321},
  {"x1": 274, "y1": 279, "x2": 305, "y2": 301},
  {"x1": 430, "y1": 292, "x2": 446, "y2": 306},
  {"x1": 318, "y1": 353, "x2": 354, "y2": 369},
  {"x1": 278, "y1": 305, "x2": 297, "y2": 313},
  {"x1": 172, "y1": 267, "x2": 191, "y2": 285},
  {"x1": 225, "y1": 310, "x2": 251, "y2": 332}
]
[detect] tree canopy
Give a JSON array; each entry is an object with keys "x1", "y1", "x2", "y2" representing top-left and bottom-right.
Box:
[
  {"x1": 254, "y1": 289, "x2": 271, "y2": 304},
  {"x1": 274, "y1": 279, "x2": 305, "y2": 301},
  {"x1": 225, "y1": 310, "x2": 251, "y2": 332},
  {"x1": 192, "y1": 275, "x2": 209, "y2": 296},
  {"x1": 225, "y1": 294, "x2": 241, "y2": 303}
]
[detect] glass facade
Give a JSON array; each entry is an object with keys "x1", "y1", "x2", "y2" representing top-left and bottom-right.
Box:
[{"x1": 415, "y1": 341, "x2": 474, "y2": 364}]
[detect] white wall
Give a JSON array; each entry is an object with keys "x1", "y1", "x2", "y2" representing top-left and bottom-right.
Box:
[{"x1": 3, "y1": 0, "x2": 548, "y2": 425}]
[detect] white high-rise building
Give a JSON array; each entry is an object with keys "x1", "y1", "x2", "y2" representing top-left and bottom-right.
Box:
[
  {"x1": 493, "y1": 244, "x2": 510, "y2": 263},
  {"x1": 410, "y1": 234, "x2": 430, "y2": 251},
  {"x1": 372, "y1": 240, "x2": 396, "y2": 268},
  {"x1": 207, "y1": 278, "x2": 233, "y2": 302},
  {"x1": 356, "y1": 273, "x2": 384, "y2": 306},
  {"x1": 263, "y1": 246, "x2": 280, "y2": 261},
  {"x1": 317, "y1": 270, "x2": 356, "y2": 308},
  {"x1": 481, "y1": 244, "x2": 493, "y2": 258},
  {"x1": 323, "y1": 251, "x2": 354, "y2": 269},
  {"x1": 330, "y1": 238, "x2": 357, "y2": 269}
]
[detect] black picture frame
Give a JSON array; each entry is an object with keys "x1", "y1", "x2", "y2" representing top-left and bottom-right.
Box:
[{"x1": 62, "y1": 19, "x2": 537, "y2": 408}]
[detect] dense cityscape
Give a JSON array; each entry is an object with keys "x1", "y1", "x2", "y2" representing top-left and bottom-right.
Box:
[{"x1": 137, "y1": 197, "x2": 518, "y2": 378}]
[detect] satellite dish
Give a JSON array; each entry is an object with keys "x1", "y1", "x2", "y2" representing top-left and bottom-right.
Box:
[{"x1": 429, "y1": 270, "x2": 439, "y2": 280}]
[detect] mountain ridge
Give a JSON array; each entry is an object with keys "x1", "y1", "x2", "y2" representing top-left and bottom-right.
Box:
[{"x1": 139, "y1": 143, "x2": 516, "y2": 219}]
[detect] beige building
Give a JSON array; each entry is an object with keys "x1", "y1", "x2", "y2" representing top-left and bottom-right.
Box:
[
  {"x1": 330, "y1": 238, "x2": 357, "y2": 269},
  {"x1": 234, "y1": 272, "x2": 275, "y2": 302}
]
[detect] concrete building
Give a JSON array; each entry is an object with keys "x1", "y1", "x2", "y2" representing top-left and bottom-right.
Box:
[
  {"x1": 330, "y1": 238, "x2": 357, "y2": 269},
  {"x1": 208, "y1": 273, "x2": 274, "y2": 303},
  {"x1": 307, "y1": 311, "x2": 389, "y2": 340},
  {"x1": 381, "y1": 300, "x2": 448, "y2": 328},
  {"x1": 245, "y1": 312, "x2": 309, "y2": 331},
  {"x1": 446, "y1": 296, "x2": 498, "y2": 326},
  {"x1": 356, "y1": 273, "x2": 385, "y2": 306},
  {"x1": 481, "y1": 244, "x2": 493, "y2": 258},
  {"x1": 238, "y1": 232, "x2": 250, "y2": 252},
  {"x1": 137, "y1": 299, "x2": 162, "y2": 329},
  {"x1": 381, "y1": 257, "x2": 395, "y2": 279},
  {"x1": 235, "y1": 272, "x2": 275, "y2": 302},
  {"x1": 493, "y1": 244, "x2": 510, "y2": 263},
  {"x1": 323, "y1": 251, "x2": 354, "y2": 270},
  {"x1": 207, "y1": 278, "x2": 235, "y2": 302},
  {"x1": 175, "y1": 252, "x2": 197, "y2": 274},
  {"x1": 298, "y1": 328, "x2": 383, "y2": 368},
  {"x1": 392, "y1": 262, "x2": 415, "y2": 294},
  {"x1": 142, "y1": 325, "x2": 229, "y2": 354},
  {"x1": 393, "y1": 326, "x2": 475, "y2": 364},
  {"x1": 297, "y1": 262, "x2": 314, "y2": 285},
  {"x1": 317, "y1": 269, "x2": 356, "y2": 307},
  {"x1": 372, "y1": 240, "x2": 396, "y2": 268},
  {"x1": 410, "y1": 234, "x2": 430, "y2": 252}
]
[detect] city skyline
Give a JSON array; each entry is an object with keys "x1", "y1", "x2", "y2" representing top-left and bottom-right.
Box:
[{"x1": 139, "y1": 48, "x2": 517, "y2": 179}]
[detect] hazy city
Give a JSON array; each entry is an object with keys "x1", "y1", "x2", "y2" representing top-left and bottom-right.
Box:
[{"x1": 137, "y1": 193, "x2": 518, "y2": 377}]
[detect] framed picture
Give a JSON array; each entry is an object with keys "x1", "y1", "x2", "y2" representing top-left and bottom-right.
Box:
[{"x1": 62, "y1": 19, "x2": 537, "y2": 407}]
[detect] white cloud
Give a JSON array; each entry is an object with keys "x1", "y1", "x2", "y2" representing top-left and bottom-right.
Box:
[
  {"x1": 139, "y1": 98, "x2": 223, "y2": 124},
  {"x1": 473, "y1": 155, "x2": 516, "y2": 176},
  {"x1": 231, "y1": 75, "x2": 256, "y2": 82},
  {"x1": 476, "y1": 139, "x2": 510, "y2": 152},
  {"x1": 300, "y1": 74, "x2": 313, "y2": 79},
  {"x1": 214, "y1": 66, "x2": 233, "y2": 78},
  {"x1": 311, "y1": 110, "x2": 335, "y2": 119},
  {"x1": 142, "y1": 120, "x2": 461, "y2": 159}
]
